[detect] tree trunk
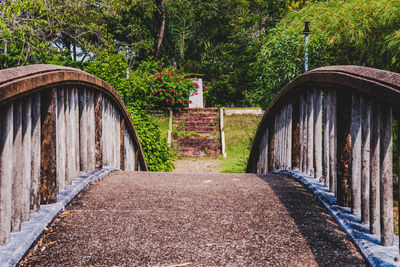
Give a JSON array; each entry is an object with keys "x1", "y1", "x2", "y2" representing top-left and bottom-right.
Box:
[{"x1": 153, "y1": 0, "x2": 165, "y2": 59}]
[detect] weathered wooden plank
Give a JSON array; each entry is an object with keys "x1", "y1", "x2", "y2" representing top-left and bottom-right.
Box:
[
  {"x1": 87, "y1": 89, "x2": 95, "y2": 170},
  {"x1": 287, "y1": 103, "x2": 292, "y2": 170},
  {"x1": 65, "y1": 88, "x2": 75, "y2": 184},
  {"x1": 73, "y1": 88, "x2": 80, "y2": 178},
  {"x1": 292, "y1": 95, "x2": 300, "y2": 170},
  {"x1": 268, "y1": 119, "x2": 275, "y2": 171},
  {"x1": 264, "y1": 130, "x2": 269, "y2": 173},
  {"x1": 370, "y1": 100, "x2": 381, "y2": 236},
  {"x1": 336, "y1": 89, "x2": 352, "y2": 207},
  {"x1": 0, "y1": 103, "x2": 13, "y2": 244},
  {"x1": 115, "y1": 108, "x2": 121, "y2": 169},
  {"x1": 351, "y1": 93, "x2": 362, "y2": 216},
  {"x1": 12, "y1": 100, "x2": 22, "y2": 232},
  {"x1": 79, "y1": 88, "x2": 88, "y2": 171},
  {"x1": 120, "y1": 118, "x2": 125, "y2": 170},
  {"x1": 31, "y1": 93, "x2": 41, "y2": 212},
  {"x1": 94, "y1": 92, "x2": 103, "y2": 168},
  {"x1": 102, "y1": 97, "x2": 110, "y2": 166},
  {"x1": 303, "y1": 92, "x2": 309, "y2": 173},
  {"x1": 274, "y1": 113, "x2": 278, "y2": 169},
  {"x1": 328, "y1": 90, "x2": 337, "y2": 194},
  {"x1": 361, "y1": 97, "x2": 371, "y2": 224},
  {"x1": 56, "y1": 88, "x2": 66, "y2": 191},
  {"x1": 323, "y1": 90, "x2": 330, "y2": 187},
  {"x1": 124, "y1": 127, "x2": 134, "y2": 171},
  {"x1": 21, "y1": 96, "x2": 32, "y2": 222},
  {"x1": 314, "y1": 89, "x2": 323, "y2": 179},
  {"x1": 299, "y1": 94, "x2": 304, "y2": 172},
  {"x1": 380, "y1": 105, "x2": 393, "y2": 246},
  {"x1": 307, "y1": 90, "x2": 314, "y2": 175},
  {"x1": 40, "y1": 88, "x2": 57, "y2": 204}
]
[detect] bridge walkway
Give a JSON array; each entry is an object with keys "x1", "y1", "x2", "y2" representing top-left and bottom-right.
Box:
[{"x1": 21, "y1": 172, "x2": 365, "y2": 266}]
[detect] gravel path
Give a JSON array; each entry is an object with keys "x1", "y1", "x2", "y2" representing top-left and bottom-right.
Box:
[
  {"x1": 21, "y1": 172, "x2": 366, "y2": 266},
  {"x1": 173, "y1": 159, "x2": 221, "y2": 173}
]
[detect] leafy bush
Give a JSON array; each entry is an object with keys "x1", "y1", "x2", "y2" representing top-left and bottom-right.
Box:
[
  {"x1": 128, "y1": 107, "x2": 175, "y2": 172},
  {"x1": 148, "y1": 66, "x2": 197, "y2": 112}
]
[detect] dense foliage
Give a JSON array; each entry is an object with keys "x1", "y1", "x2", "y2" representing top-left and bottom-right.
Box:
[
  {"x1": 249, "y1": 0, "x2": 400, "y2": 108},
  {"x1": 149, "y1": 66, "x2": 196, "y2": 111},
  {"x1": 4, "y1": 0, "x2": 400, "y2": 170}
]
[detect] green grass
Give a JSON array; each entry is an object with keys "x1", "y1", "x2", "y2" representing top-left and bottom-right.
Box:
[
  {"x1": 151, "y1": 112, "x2": 262, "y2": 173},
  {"x1": 220, "y1": 114, "x2": 262, "y2": 173},
  {"x1": 152, "y1": 114, "x2": 170, "y2": 139}
]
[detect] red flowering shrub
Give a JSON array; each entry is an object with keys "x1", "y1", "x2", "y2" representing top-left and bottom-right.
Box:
[{"x1": 149, "y1": 66, "x2": 196, "y2": 112}]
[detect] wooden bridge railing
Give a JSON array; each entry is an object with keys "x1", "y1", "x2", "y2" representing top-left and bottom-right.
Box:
[
  {"x1": 0, "y1": 64, "x2": 147, "y2": 245},
  {"x1": 247, "y1": 66, "x2": 400, "y2": 248}
]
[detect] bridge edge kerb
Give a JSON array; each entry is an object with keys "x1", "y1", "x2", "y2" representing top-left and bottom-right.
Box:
[
  {"x1": 246, "y1": 65, "x2": 400, "y2": 172},
  {"x1": 0, "y1": 64, "x2": 147, "y2": 171}
]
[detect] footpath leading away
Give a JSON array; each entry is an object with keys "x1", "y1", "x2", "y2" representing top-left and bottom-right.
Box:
[{"x1": 21, "y1": 172, "x2": 366, "y2": 266}]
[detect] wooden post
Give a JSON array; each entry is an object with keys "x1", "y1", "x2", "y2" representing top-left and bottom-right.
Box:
[
  {"x1": 274, "y1": 113, "x2": 278, "y2": 169},
  {"x1": 12, "y1": 100, "x2": 22, "y2": 232},
  {"x1": 328, "y1": 90, "x2": 337, "y2": 194},
  {"x1": 336, "y1": 89, "x2": 352, "y2": 207},
  {"x1": 168, "y1": 109, "x2": 173, "y2": 147},
  {"x1": 323, "y1": 90, "x2": 330, "y2": 187},
  {"x1": 351, "y1": 93, "x2": 362, "y2": 216},
  {"x1": 0, "y1": 103, "x2": 13, "y2": 245},
  {"x1": 370, "y1": 100, "x2": 381, "y2": 236},
  {"x1": 102, "y1": 97, "x2": 109, "y2": 166},
  {"x1": 94, "y1": 92, "x2": 103, "y2": 168},
  {"x1": 268, "y1": 118, "x2": 275, "y2": 171},
  {"x1": 307, "y1": 90, "x2": 314, "y2": 176},
  {"x1": 299, "y1": 94, "x2": 304, "y2": 172},
  {"x1": 361, "y1": 97, "x2": 371, "y2": 224},
  {"x1": 31, "y1": 93, "x2": 41, "y2": 212},
  {"x1": 314, "y1": 89, "x2": 323, "y2": 179},
  {"x1": 398, "y1": 112, "x2": 400, "y2": 256},
  {"x1": 292, "y1": 95, "x2": 300, "y2": 170},
  {"x1": 65, "y1": 88, "x2": 72, "y2": 184},
  {"x1": 287, "y1": 103, "x2": 293, "y2": 170},
  {"x1": 264, "y1": 130, "x2": 269, "y2": 173},
  {"x1": 87, "y1": 89, "x2": 95, "y2": 170},
  {"x1": 120, "y1": 119, "x2": 125, "y2": 170},
  {"x1": 79, "y1": 88, "x2": 88, "y2": 171},
  {"x1": 115, "y1": 108, "x2": 121, "y2": 169},
  {"x1": 380, "y1": 105, "x2": 393, "y2": 246},
  {"x1": 73, "y1": 88, "x2": 80, "y2": 178},
  {"x1": 302, "y1": 92, "x2": 308, "y2": 173},
  {"x1": 40, "y1": 88, "x2": 57, "y2": 204},
  {"x1": 56, "y1": 88, "x2": 66, "y2": 191},
  {"x1": 21, "y1": 96, "x2": 32, "y2": 222}
]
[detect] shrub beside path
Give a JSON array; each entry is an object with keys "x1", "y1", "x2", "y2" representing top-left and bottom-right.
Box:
[{"x1": 21, "y1": 171, "x2": 365, "y2": 266}]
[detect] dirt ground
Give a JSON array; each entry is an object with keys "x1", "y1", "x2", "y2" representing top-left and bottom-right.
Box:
[{"x1": 173, "y1": 158, "x2": 221, "y2": 173}]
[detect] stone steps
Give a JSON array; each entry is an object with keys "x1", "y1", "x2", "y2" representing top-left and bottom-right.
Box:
[{"x1": 173, "y1": 108, "x2": 221, "y2": 157}]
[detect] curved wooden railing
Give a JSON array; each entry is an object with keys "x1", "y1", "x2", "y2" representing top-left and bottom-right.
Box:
[
  {"x1": 0, "y1": 64, "x2": 147, "y2": 245},
  {"x1": 247, "y1": 66, "x2": 400, "y2": 248}
]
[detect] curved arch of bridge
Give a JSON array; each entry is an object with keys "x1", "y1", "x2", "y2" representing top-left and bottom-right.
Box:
[
  {"x1": 0, "y1": 64, "x2": 147, "y2": 245},
  {"x1": 247, "y1": 65, "x2": 400, "y2": 250}
]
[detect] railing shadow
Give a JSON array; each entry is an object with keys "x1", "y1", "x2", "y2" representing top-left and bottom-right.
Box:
[{"x1": 256, "y1": 173, "x2": 366, "y2": 266}]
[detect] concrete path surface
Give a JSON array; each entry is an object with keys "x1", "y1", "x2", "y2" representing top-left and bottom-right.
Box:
[{"x1": 21, "y1": 172, "x2": 366, "y2": 266}]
